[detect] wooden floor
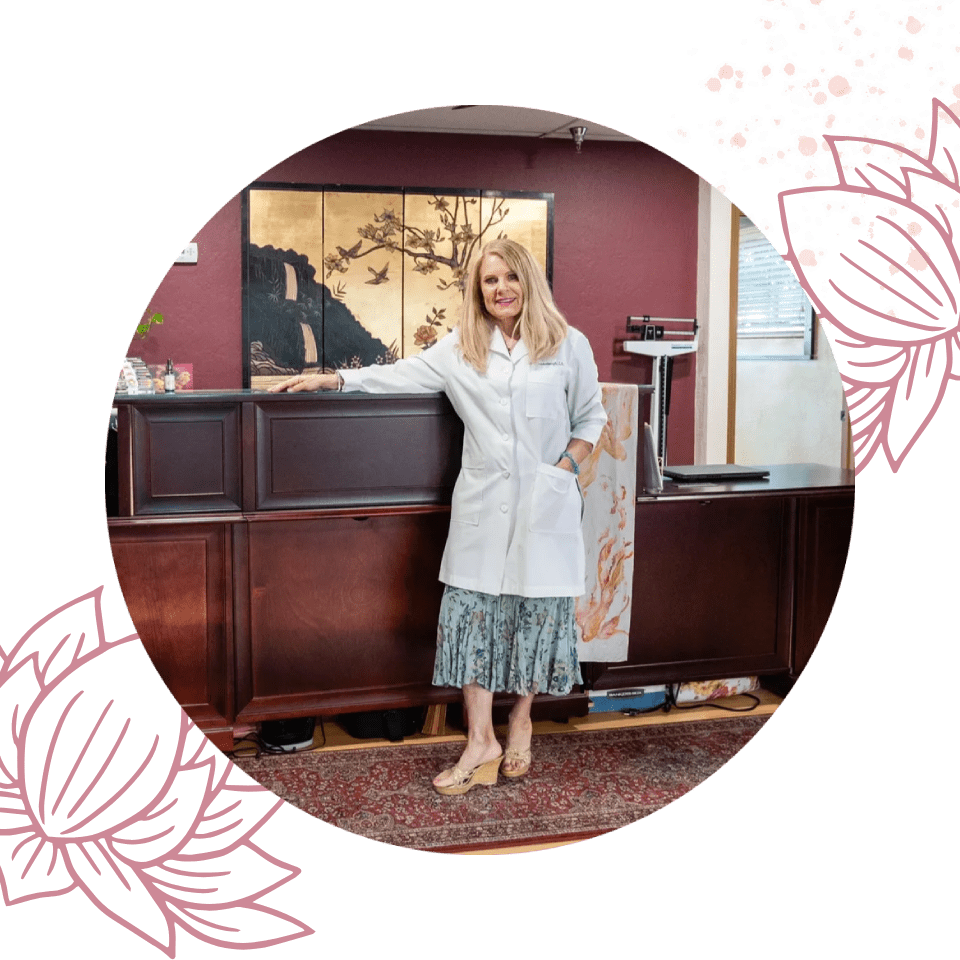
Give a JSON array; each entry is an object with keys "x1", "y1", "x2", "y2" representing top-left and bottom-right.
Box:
[{"x1": 239, "y1": 689, "x2": 782, "y2": 855}]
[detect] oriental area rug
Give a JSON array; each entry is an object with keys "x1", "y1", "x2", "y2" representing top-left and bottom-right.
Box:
[{"x1": 233, "y1": 715, "x2": 768, "y2": 853}]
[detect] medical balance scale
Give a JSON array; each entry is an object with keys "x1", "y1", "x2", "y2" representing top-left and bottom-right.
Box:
[{"x1": 622, "y1": 316, "x2": 699, "y2": 467}]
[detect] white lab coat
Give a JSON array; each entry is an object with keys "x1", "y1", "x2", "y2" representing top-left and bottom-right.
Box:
[{"x1": 339, "y1": 325, "x2": 607, "y2": 597}]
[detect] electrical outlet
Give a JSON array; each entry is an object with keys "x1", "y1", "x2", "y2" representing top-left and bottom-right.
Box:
[{"x1": 175, "y1": 242, "x2": 198, "y2": 264}]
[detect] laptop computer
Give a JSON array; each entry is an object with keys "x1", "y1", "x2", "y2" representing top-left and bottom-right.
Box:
[{"x1": 661, "y1": 463, "x2": 770, "y2": 483}]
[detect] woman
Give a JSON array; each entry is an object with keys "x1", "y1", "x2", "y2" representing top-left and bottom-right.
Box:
[{"x1": 269, "y1": 238, "x2": 607, "y2": 795}]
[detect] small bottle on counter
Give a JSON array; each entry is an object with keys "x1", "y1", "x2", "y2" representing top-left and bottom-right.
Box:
[{"x1": 164, "y1": 360, "x2": 176, "y2": 393}]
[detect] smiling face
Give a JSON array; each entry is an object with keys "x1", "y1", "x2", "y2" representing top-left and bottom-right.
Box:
[{"x1": 479, "y1": 253, "x2": 524, "y2": 327}]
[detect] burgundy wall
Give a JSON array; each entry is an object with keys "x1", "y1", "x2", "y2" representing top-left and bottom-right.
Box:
[
  {"x1": 131, "y1": 130, "x2": 700, "y2": 460},
  {"x1": 134, "y1": 199, "x2": 243, "y2": 387}
]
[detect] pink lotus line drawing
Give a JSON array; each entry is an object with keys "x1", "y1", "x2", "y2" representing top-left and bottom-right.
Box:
[
  {"x1": 780, "y1": 99, "x2": 960, "y2": 473},
  {"x1": 0, "y1": 587, "x2": 313, "y2": 956}
]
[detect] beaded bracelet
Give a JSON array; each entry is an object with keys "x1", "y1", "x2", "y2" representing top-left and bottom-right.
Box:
[{"x1": 558, "y1": 451, "x2": 579, "y2": 475}]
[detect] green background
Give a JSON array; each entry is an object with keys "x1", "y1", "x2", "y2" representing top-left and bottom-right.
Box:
[{"x1": 0, "y1": 0, "x2": 960, "y2": 958}]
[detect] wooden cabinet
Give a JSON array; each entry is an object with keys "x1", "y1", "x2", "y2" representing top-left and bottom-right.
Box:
[
  {"x1": 110, "y1": 391, "x2": 477, "y2": 749},
  {"x1": 108, "y1": 392, "x2": 854, "y2": 748},
  {"x1": 793, "y1": 493, "x2": 855, "y2": 675},
  {"x1": 250, "y1": 396, "x2": 461, "y2": 511},
  {"x1": 238, "y1": 511, "x2": 450, "y2": 722},
  {"x1": 118, "y1": 401, "x2": 243, "y2": 516},
  {"x1": 621, "y1": 495, "x2": 792, "y2": 677},
  {"x1": 108, "y1": 520, "x2": 234, "y2": 735},
  {"x1": 580, "y1": 464, "x2": 855, "y2": 691}
]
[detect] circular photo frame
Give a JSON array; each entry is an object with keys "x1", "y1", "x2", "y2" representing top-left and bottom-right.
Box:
[{"x1": 4, "y1": 4, "x2": 956, "y2": 957}]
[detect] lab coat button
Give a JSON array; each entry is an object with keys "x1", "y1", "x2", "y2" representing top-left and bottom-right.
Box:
[
  {"x1": 499, "y1": 398, "x2": 508, "y2": 406},
  {"x1": 501, "y1": 433, "x2": 509, "y2": 441},
  {"x1": 500, "y1": 504, "x2": 509, "y2": 514},
  {"x1": 502, "y1": 470, "x2": 510, "y2": 479}
]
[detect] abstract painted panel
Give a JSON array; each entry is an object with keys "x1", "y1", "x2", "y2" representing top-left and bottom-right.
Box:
[{"x1": 576, "y1": 383, "x2": 638, "y2": 662}]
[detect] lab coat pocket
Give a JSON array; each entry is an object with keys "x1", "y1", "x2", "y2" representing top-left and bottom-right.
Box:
[
  {"x1": 450, "y1": 466, "x2": 483, "y2": 525},
  {"x1": 529, "y1": 464, "x2": 581, "y2": 534},
  {"x1": 526, "y1": 366, "x2": 566, "y2": 419}
]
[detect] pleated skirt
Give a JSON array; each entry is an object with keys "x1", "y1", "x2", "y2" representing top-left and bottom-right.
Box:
[{"x1": 432, "y1": 585, "x2": 583, "y2": 696}]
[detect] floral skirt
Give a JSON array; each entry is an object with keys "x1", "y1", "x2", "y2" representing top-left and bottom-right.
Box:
[{"x1": 432, "y1": 585, "x2": 583, "y2": 696}]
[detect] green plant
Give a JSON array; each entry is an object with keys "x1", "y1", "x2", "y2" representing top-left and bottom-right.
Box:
[{"x1": 135, "y1": 311, "x2": 164, "y2": 339}]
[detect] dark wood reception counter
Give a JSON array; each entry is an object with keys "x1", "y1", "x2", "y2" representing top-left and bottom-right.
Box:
[
  {"x1": 579, "y1": 463, "x2": 855, "y2": 693},
  {"x1": 107, "y1": 390, "x2": 854, "y2": 749}
]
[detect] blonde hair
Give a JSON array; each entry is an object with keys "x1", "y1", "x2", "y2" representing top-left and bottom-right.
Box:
[{"x1": 457, "y1": 238, "x2": 568, "y2": 373}]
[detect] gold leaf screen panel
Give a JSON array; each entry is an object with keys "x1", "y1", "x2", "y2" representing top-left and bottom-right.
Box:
[{"x1": 247, "y1": 188, "x2": 550, "y2": 388}]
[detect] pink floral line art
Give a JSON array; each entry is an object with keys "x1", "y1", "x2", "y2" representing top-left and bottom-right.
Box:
[
  {"x1": 0, "y1": 587, "x2": 313, "y2": 956},
  {"x1": 780, "y1": 98, "x2": 960, "y2": 474}
]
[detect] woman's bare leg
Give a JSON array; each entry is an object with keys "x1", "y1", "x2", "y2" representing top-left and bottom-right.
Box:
[
  {"x1": 503, "y1": 693, "x2": 535, "y2": 773},
  {"x1": 432, "y1": 683, "x2": 502, "y2": 788}
]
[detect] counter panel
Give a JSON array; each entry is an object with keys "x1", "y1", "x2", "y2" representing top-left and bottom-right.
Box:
[{"x1": 253, "y1": 395, "x2": 463, "y2": 511}]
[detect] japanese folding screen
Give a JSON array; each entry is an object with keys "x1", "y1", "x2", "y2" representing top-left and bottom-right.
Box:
[{"x1": 243, "y1": 186, "x2": 553, "y2": 389}]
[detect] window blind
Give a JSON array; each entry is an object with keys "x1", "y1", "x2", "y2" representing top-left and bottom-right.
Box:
[{"x1": 737, "y1": 217, "x2": 813, "y2": 342}]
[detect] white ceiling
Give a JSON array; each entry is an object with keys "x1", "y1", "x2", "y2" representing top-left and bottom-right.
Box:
[{"x1": 353, "y1": 105, "x2": 637, "y2": 142}]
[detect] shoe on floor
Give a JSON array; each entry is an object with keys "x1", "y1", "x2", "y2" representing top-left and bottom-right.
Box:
[{"x1": 433, "y1": 754, "x2": 503, "y2": 796}]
